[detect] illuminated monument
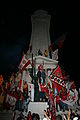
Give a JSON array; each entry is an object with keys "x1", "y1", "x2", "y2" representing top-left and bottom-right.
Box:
[
  {"x1": 30, "y1": 10, "x2": 51, "y2": 57},
  {"x1": 28, "y1": 10, "x2": 58, "y2": 70}
]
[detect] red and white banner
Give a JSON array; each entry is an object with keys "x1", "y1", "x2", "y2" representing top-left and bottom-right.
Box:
[
  {"x1": 6, "y1": 93, "x2": 17, "y2": 107},
  {"x1": 19, "y1": 53, "x2": 29, "y2": 70},
  {"x1": 20, "y1": 60, "x2": 31, "y2": 73},
  {"x1": 49, "y1": 70, "x2": 65, "y2": 93},
  {"x1": 18, "y1": 51, "x2": 25, "y2": 68}
]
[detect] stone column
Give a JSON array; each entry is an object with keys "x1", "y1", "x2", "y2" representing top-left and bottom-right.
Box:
[{"x1": 30, "y1": 10, "x2": 51, "y2": 57}]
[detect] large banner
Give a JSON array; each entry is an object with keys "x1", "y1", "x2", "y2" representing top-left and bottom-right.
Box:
[{"x1": 49, "y1": 72, "x2": 65, "y2": 93}]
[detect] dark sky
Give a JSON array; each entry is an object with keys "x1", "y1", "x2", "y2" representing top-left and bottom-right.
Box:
[{"x1": 0, "y1": 5, "x2": 79, "y2": 86}]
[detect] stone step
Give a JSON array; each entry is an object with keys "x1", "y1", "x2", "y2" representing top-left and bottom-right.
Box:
[{"x1": 0, "y1": 111, "x2": 13, "y2": 120}]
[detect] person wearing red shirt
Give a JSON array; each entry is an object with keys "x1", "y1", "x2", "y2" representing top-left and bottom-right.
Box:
[{"x1": 27, "y1": 111, "x2": 32, "y2": 120}]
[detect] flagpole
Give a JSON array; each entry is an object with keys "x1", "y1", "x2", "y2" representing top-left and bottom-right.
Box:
[{"x1": 32, "y1": 53, "x2": 33, "y2": 84}]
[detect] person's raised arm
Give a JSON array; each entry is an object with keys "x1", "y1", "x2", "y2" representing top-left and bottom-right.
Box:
[
  {"x1": 68, "y1": 108, "x2": 71, "y2": 120},
  {"x1": 43, "y1": 110, "x2": 50, "y2": 120}
]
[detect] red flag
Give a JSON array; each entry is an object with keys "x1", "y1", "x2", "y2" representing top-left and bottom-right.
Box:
[
  {"x1": 53, "y1": 65, "x2": 63, "y2": 80},
  {"x1": 58, "y1": 35, "x2": 66, "y2": 48},
  {"x1": 55, "y1": 33, "x2": 67, "y2": 48}
]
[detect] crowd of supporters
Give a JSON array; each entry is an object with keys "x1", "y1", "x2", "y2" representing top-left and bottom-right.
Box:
[{"x1": 0, "y1": 65, "x2": 80, "y2": 120}]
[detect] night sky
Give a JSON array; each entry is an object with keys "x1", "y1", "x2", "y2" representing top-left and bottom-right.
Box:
[{"x1": 0, "y1": 5, "x2": 79, "y2": 87}]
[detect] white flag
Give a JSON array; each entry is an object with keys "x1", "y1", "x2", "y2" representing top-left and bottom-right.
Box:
[{"x1": 52, "y1": 49, "x2": 58, "y2": 60}]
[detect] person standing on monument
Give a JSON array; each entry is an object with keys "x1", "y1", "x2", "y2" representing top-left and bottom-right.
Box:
[
  {"x1": 49, "y1": 44, "x2": 53, "y2": 59},
  {"x1": 37, "y1": 66, "x2": 41, "y2": 83},
  {"x1": 44, "y1": 49, "x2": 48, "y2": 57},
  {"x1": 38, "y1": 49, "x2": 43, "y2": 56}
]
